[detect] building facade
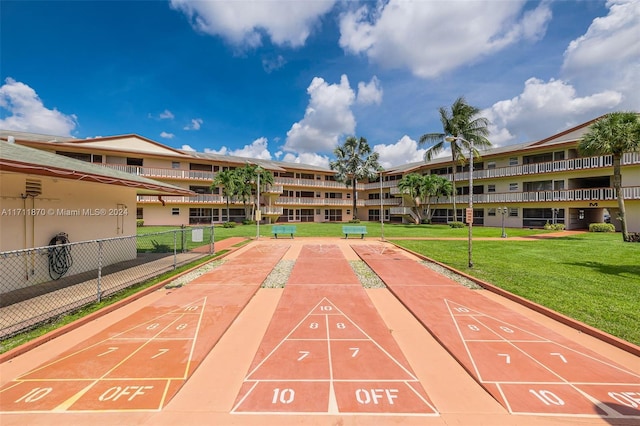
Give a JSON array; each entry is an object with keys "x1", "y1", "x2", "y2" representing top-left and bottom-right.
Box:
[{"x1": 2, "y1": 116, "x2": 639, "y2": 232}]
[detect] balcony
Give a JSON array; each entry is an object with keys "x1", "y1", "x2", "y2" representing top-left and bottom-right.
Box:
[
  {"x1": 101, "y1": 164, "x2": 214, "y2": 181},
  {"x1": 274, "y1": 177, "x2": 363, "y2": 190},
  {"x1": 261, "y1": 206, "x2": 284, "y2": 215},
  {"x1": 263, "y1": 184, "x2": 284, "y2": 194},
  {"x1": 138, "y1": 194, "x2": 223, "y2": 204},
  {"x1": 276, "y1": 196, "x2": 364, "y2": 207},
  {"x1": 363, "y1": 198, "x2": 402, "y2": 206}
]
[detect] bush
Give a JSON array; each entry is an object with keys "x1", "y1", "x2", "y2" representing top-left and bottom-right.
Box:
[
  {"x1": 589, "y1": 223, "x2": 615, "y2": 233},
  {"x1": 242, "y1": 219, "x2": 256, "y2": 225},
  {"x1": 222, "y1": 221, "x2": 236, "y2": 228},
  {"x1": 348, "y1": 219, "x2": 361, "y2": 224},
  {"x1": 448, "y1": 221, "x2": 465, "y2": 228},
  {"x1": 421, "y1": 218, "x2": 431, "y2": 224},
  {"x1": 136, "y1": 219, "x2": 144, "y2": 227},
  {"x1": 544, "y1": 221, "x2": 565, "y2": 231},
  {"x1": 625, "y1": 232, "x2": 640, "y2": 242}
]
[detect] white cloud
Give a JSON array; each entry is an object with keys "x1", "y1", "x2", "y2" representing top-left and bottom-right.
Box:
[
  {"x1": 356, "y1": 76, "x2": 383, "y2": 106},
  {"x1": 159, "y1": 109, "x2": 175, "y2": 120},
  {"x1": 183, "y1": 118, "x2": 203, "y2": 130},
  {"x1": 169, "y1": 0, "x2": 336, "y2": 48},
  {"x1": 483, "y1": 77, "x2": 622, "y2": 145},
  {"x1": 0, "y1": 78, "x2": 77, "y2": 136},
  {"x1": 205, "y1": 137, "x2": 273, "y2": 160},
  {"x1": 282, "y1": 152, "x2": 331, "y2": 168},
  {"x1": 561, "y1": 0, "x2": 640, "y2": 110},
  {"x1": 284, "y1": 75, "x2": 357, "y2": 155},
  {"x1": 339, "y1": 0, "x2": 552, "y2": 78},
  {"x1": 373, "y1": 135, "x2": 426, "y2": 168},
  {"x1": 262, "y1": 54, "x2": 286, "y2": 73},
  {"x1": 160, "y1": 131, "x2": 174, "y2": 139},
  {"x1": 181, "y1": 144, "x2": 195, "y2": 151}
]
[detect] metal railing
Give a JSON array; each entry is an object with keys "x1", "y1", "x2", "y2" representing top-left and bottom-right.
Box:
[{"x1": 0, "y1": 226, "x2": 214, "y2": 339}]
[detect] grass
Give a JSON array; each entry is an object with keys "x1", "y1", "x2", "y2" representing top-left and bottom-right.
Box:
[
  {"x1": 4, "y1": 221, "x2": 637, "y2": 352},
  {"x1": 0, "y1": 253, "x2": 225, "y2": 354},
  {"x1": 391, "y1": 233, "x2": 640, "y2": 345}
]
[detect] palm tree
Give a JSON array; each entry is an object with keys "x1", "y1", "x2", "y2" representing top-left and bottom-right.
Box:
[
  {"x1": 419, "y1": 96, "x2": 491, "y2": 221},
  {"x1": 397, "y1": 173, "x2": 427, "y2": 224},
  {"x1": 330, "y1": 136, "x2": 381, "y2": 219},
  {"x1": 212, "y1": 169, "x2": 236, "y2": 222},
  {"x1": 579, "y1": 112, "x2": 640, "y2": 241},
  {"x1": 422, "y1": 174, "x2": 453, "y2": 223}
]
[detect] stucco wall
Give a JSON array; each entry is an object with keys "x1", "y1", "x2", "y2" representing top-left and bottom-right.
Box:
[{"x1": 0, "y1": 172, "x2": 138, "y2": 293}]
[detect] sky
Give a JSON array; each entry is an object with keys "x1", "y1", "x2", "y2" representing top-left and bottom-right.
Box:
[{"x1": 1, "y1": 0, "x2": 638, "y2": 169}]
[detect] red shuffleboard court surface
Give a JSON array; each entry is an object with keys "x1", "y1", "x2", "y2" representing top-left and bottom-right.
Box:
[
  {"x1": 352, "y1": 244, "x2": 640, "y2": 420},
  {"x1": 0, "y1": 244, "x2": 288, "y2": 414},
  {"x1": 286, "y1": 244, "x2": 361, "y2": 286},
  {"x1": 232, "y1": 244, "x2": 438, "y2": 417}
]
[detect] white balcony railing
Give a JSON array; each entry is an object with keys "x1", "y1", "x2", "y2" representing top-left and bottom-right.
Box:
[
  {"x1": 274, "y1": 177, "x2": 364, "y2": 190},
  {"x1": 101, "y1": 164, "x2": 215, "y2": 181}
]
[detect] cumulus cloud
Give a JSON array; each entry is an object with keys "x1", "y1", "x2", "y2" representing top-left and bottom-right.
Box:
[
  {"x1": 181, "y1": 144, "x2": 195, "y2": 151},
  {"x1": 183, "y1": 118, "x2": 203, "y2": 130},
  {"x1": 262, "y1": 54, "x2": 286, "y2": 73},
  {"x1": 159, "y1": 109, "x2": 174, "y2": 119},
  {"x1": 356, "y1": 76, "x2": 383, "y2": 106},
  {"x1": 483, "y1": 78, "x2": 622, "y2": 145},
  {"x1": 0, "y1": 78, "x2": 77, "y2": 136},
  {"x1": 284, "y1": 74, "x2": 357, "y2": 154},
  {"x1": 169, "y1": 0, "x2": 336, "y2": 48},
  {"x1": 339, "y1": 0, "x2": 552, "y2": 78},
  {"x1": 561, "y1": 0, "x2": 640, "y2": 110},
  {"x1": 373, "y1": 135, "x2": 426, "y2": 168},
  {"x1": 205, "y1": 137, "x2": 273, "y2": 160},
  {"x1": 281, "y1": 152, "x2": 331, "y2": 168},
  {"x1": 160, "y1": 131, "x2": 175, "y2": 139}
]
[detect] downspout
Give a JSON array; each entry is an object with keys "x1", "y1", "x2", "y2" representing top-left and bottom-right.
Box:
[{"x1": 22, "y1": 194, "x2": 28, "y2": 279}]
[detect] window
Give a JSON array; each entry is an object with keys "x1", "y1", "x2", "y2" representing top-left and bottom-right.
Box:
[
  {"x1": 324, "y1": 209, "x2": 342, "y2": 221},
  {"x1": 136, "y1": 208, "x2": 143, "y2": 219},
  {"x1": 172, "y1": 208, "x2": 180, "y2": 216},
  {"x1": 127, "y1": 157, "x2": 143, "y2": 166},
  {"x1": 346, "y1": 210, "x2": 351, "y2": 215},
  {"x1": 488, "y1": 208, "x2": 496, "y2": 216},
  {"x1": 488, "y1": 184, "x2": 496, "y2": 193},
  {"x1": 172, "y1": 162, "x2": 180, "y2": 169},
  {"x1": 509, "y1": 208, "x2": 518, "y2": 217},
  {"x1": 487, "y1": 162, "x2": 496, "y2": 169},
  {"x1": 509, "y1": 157, "x2": 518, "y2": 166},
  {"x1": 92, "y1": 154, "x2": 102, "y2": 164},
  {"x1": 509, "y1": 183, "x2": 518, "y2": 191}
]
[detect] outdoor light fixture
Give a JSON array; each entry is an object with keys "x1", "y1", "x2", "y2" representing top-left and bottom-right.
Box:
[
  {"x1": 445, "y1": 135, "x2": 474, "y2": 268},
  {"x1": 497, "y1": 206, "x2": 508, "y2": 238}
]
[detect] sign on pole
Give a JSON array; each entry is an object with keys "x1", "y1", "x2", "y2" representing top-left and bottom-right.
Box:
[{"x1": 466, "y1": 208, "x2": 473, "y2": 224}]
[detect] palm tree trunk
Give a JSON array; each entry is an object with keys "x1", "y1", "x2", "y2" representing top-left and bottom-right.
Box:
[
  {"x1": 613, "y1": 155, "x2": 629, "y2": 241},
  {"x1": 226, "y1": 198, "x2": 230, "y2": 222},
  {"x1": 352, "y1": 178, "x2": 357, "y2": 219},
  {"x1": 451, "y1": 162, "x2": 457, "y2": 222}
]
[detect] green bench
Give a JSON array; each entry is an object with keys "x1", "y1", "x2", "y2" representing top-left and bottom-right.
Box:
[
  {"x1": 342, "y1": 225, "x2": 367, "y2": 239},
  {"x1": 272, "y1": 225, "x2": 297, "y2": 239}
]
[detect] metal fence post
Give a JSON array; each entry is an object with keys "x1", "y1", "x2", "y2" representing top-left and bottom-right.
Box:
[
  {"x1": 173, "y1": 230, "x2": 177, "y2": 270},
  {"x1": 97, "y1": 240, "x2": 103, "y2": 302},
  {"x1": 210, "y1": 225, "x2": 214, "y2": 254}
]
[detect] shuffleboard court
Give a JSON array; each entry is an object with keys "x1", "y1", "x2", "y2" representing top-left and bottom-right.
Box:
[
  {"x1": 232, "y1": 244, "x2": 438, "y2": 416},
  {"x1": 0, "y1": 244, "x2": 289, "y2": 413},
  {"x1": 353, "y1": 244, "x2": 640, "y2": 419}
]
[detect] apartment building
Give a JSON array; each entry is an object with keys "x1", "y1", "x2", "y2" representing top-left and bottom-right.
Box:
[{"x1": 2, "y1": 115, "x2": 639, "y2": 232}]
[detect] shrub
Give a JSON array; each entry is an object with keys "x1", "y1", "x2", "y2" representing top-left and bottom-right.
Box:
[
  {"x1": 242, "y1": 219, "x2": 256, "y2": 225},
  {"x1": 543, "y1": 221, "x2": 565, "y2": 231},
  {"x1": 136, "y1": 219, "x2": 144, "y2": 227},
  {"x1": 348, "y1": 219, "x2": 361, "y2": 224},
  {"x1": 222, "y1": 221, "x2": 236, "y2": 228},
  {"x1": 421, "y1": 218, "x2": 431, "y2": 224},
  {"x1": 626, "y1": 232, "x2": 640, "y2": 242},
  {"x1": 589, "y1": 223, "x2": 615, "y2": 233},
  {"x1": 448, "y1": 221, "x2": 465, "y2": 228}
]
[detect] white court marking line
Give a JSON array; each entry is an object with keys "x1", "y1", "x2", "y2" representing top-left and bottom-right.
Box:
[
  {"x1": 233, "y1": 296, "x2": 431, "y2": 414},
  {"x1": 14, "y1": 298, "x2": 205, "y2": 381},
  {"x1": 447, "y1": 299, "x2": 640, "y2": 417}
]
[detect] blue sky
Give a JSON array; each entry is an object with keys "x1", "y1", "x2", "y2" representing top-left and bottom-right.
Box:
[{"x1": 1, "y1": 0, "x2": 638, "y2": 168}]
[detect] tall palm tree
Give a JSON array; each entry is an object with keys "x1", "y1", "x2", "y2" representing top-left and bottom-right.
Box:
[
  {"x1": 211, "y1": 169, "x2": 236, "y2": 222},
  {"x1": 579, "y1": 112, "x2": 640, "y2": 241},
  {"x1": 330, "y1": 136, "x2": 381, "y2": 219},
  {"x1": 397, "y1": 173, "x2": 427, "y2": 224},
  {"x1": 419, "y1": 96, "x2": 491, "y2": 221}
]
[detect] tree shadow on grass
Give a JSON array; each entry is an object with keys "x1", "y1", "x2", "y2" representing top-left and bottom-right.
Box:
[{"x1": 563, "y1": 260, "x2": 640, "y2": 278}]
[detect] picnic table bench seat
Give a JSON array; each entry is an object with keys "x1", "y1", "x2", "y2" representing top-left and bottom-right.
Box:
[
  {"x1": 272, "y1": 225, "x2": 297, "y2": 239},
  {"x1": 342, "y1": 225, "x2": 367, "y2": 239}
]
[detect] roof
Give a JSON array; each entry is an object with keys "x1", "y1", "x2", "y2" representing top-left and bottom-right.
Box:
[{"x1": 0, "y1": 141, "x2": 194, "y2": 196}]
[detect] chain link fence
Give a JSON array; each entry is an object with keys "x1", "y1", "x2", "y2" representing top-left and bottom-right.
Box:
[{"x1": 0, "y1": 226, "x2": 214, "y2": 339}]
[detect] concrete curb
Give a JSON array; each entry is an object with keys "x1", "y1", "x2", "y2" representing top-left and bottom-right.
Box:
[
  {"x1": 390, "y1": 242, "x2": 640, "y2": 358},
  {"x1": 0, "y1": 239, "x2": 248, "y2": 363}
]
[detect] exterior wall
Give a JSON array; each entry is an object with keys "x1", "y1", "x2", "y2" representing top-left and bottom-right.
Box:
[{"x1": 0, "y1": 171, "x2": 138, "y2": 293}]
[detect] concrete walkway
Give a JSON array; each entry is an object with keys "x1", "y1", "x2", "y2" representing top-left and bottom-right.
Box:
[{"x1": 1, "y1": 237, "x2": 638, "y2": 426}]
